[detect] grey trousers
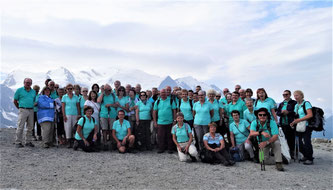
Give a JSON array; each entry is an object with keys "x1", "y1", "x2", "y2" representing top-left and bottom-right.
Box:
[
  {"x1": 41, "y1": 121, "x2": 54, "y2": 145},
  {"x1": 193, "y1": 125, "x2": 209, "y2": 151},
  {"x1": 263, "y1": 139, "x2": 283, "y2": 165},
  {"x1": 15, "y1": 108, "x2": 34, "y2": 144}
]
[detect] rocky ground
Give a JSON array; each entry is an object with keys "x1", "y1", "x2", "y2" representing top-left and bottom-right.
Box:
[{"x1": 1, "y1": 128, "x2": 332, "y2": 189}]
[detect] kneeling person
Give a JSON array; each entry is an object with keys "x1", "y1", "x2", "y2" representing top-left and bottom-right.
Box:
[
  {"x1": 112, "y1": 110, "x2": 136, "y2": 153},
  {"x1": 74, "y1": 106, "x2": 98, "y2": 152},
  {"x1": 250, "y1": 107, "x2": 284, "y2": 171},
  {"x1": 172, "y1": 112, "x2": 199, "y2": 162}
]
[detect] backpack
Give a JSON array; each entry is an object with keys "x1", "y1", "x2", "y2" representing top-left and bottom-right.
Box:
[{"x1": 302, "y1": 101, "x2": 325, "y2": 132}]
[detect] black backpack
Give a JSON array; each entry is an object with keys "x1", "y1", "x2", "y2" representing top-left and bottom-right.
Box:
[
  {"x1": 73, "y1": 116, "x2": 96, "y2": 134},
  {"x1": 302, "y1": 101, "x2": 325, "y2": 132}
]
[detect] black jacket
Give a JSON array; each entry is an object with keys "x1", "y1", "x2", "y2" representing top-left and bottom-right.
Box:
[{"x1": 276, "y1": 99, "x2": 297, "y2": 126}]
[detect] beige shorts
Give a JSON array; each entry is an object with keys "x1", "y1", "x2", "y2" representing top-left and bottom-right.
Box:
[{"x1": 100, "y1": 117, "x2": 116, "y2": 130}]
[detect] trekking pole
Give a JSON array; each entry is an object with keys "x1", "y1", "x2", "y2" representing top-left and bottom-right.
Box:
[
  {"x1": 259, "y1": 148, "x2": 265, "y2": 171},
  {"x1": 54, "y1": 110, "x2": 59, "y2": 148},
  {"x1": 295, "y1": 136, "x2": 299, "y2": 163}
]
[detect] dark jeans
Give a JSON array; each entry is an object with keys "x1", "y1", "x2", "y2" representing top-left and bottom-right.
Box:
[
  {"x1": 33, "y1": 112, "x2": 41, "y2": 137},
  {"x1": 203, "y1": 144, "x2": 232, "y2": 164},
  {"x1": 136, "y1": 120, "x2": 151, "y2": 149},
  {"x1": 296, "y1": 127, "x2": 313, "y2": 161},
  {"x1": 218, "y1": 121, "x2": 231, "y2": 148},
  {"x1": 56, "y1": 114, "x2": 65, "y2": 137},
  {"x1": 76, "y1": 131, "x2": 96, "y2": 152},
  {"x1": 281, "y1": 124, "x2": 295, "y2": 154},
  {"x1": 157, "y1": 124, "x2": 173, "y2": 151}
]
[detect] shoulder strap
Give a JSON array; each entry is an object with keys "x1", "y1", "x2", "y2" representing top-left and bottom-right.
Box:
[
  {"x1": 82, "y1": 117, "x2": 86, "y2": 129},
  {"x1": 255, "y1": 99, "x2": 258, "y2": 107},
  {"x1": 302, "y1": 101, "x2": 311, "y2": 115},
  {"x1": 234, "y1": 122, "x2": 248, "y2": 138}
]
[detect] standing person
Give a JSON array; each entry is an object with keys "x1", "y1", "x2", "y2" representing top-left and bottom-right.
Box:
[
  {"x1": 37, "y1": 86, "x2": 55, "y2": 148},
  {"x1": 112, "y1": 110, "x2": 136, "y2": 153},
  {"x1": 226, "y1": 93, "x2": 232, "y2": 104},
  {"x1": 44, "y1": 79, "x2": 52, "y2": 87},
  {"x1": 55, "y1": 88, "x2": 66, "y2": 145},
  {"x1": 254, "y1": 88, "x2": 278, "y2": 123},
  {"x1": 290, "y1": 90, "x2": 314, "y2": 165},
  {"x1": 54, "y1": 84, "x2": 59, "y2": 91},
  {"x1": 116, "y1": 86, "x2": 129, "y2": 119},
  {"x1": 135, "y1": 84, "x2": 142, "y2": 99},
  {"x1": 215, "y1": 92, "x2": 222, "y2": 103},
  {"x1": 207, "y1": 89, "x2": 224, "y2": 134},
  {"x1": 250, "y1": 108, "x2": 284, "y2": 171},
  {"x1": 202, "y1": 123, "x2": 235, "y2": 166},
  {"x1": 13, "y1": 78, "x2": 36, "y2": 148},
  {"x1": 79, "y1": 87, "x2": 89, "y2": 118},
  {"x1": 192, "y1": 92, "x2": 199, "y2": 104},
  {"x1": 226, "y1": 91, "x2": 247, "y2": 125},
  {"x1": 244, "y1": 98, "x2": 256, "y2": 123},
  {"x1": 135, "y1": 91, "x2": 153, "y2": 151},
  {"x1": 276, "y1": 90, "x2": 297, "y2": 157},
  {"x1": 32, "y1": 85, "x2": 41, "y2": 141},
  {"x1": 239, "y1": 89, "x2": 246, "y2": 101},
  {"x1": 97, "y1": 84, "x2": 117, "y2": 151},
  {"x1": 74, "y1": 84, "x2": 81, "y2": 97},
  {"x1": 195, "y1": 85, "x2": 201, "y2": 93},
  {"x1": 73, "y1": 106, "x2": 99, "y2": 152},
  {"x1": 188, "y1": 90, "x2": 194, "y2": 102},
  {"x1": 127, "y1": 89, "x2": 139, "y2": 132},
  {"x1": 61, "y1": 84, "x2": 81, "y2": 148},
  {"x1": 151, "y1": 87, "x2": 158, "y2": 102},
  {"x1": 172, "y1": 112, "x2": 199, "y2": 162},
  {"x1": 125, "y1": 84, "x2": 132, "y2": 97},
  {"x1": 84, "y1": 91, "x2": 101, "y2": 125},
  {"x1": 48, "y1": 81, "x2": 58, "y2": 99},
  {"x1": 193, "y1": 90, "x2": 214, "y2": 151},
  {"x1": 245, "y1": 88, "x2": 255, "y2": 102},
  {"x1": 91, "y1": 83, "x2": 100, "y2": 94},
  {"x1": 178, "y1": 89, "x2": 194, "y2": 128},
  {"x1": 220, "y1": 88, "x2": 230, "y2": 105},
  {"x1": 234, "y1": 84, "x2": 241, "y2": 92},
  {"x1": 153, "y1": 89, "x2": 177, "y2": 154},
  {"x1": 229, "y1": 110, "x2": 254, "y2": 161},
  {"x1": 113, "y1": 80, "x2": 121, "y2": 94}
]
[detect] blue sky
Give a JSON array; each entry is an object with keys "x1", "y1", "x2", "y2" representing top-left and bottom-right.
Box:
[{"x1": 0, "y1": 0, "x2": 332, "y2": 115}]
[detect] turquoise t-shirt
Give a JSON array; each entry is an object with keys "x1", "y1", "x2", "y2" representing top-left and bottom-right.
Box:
[
  {"x1": 230, "y1": 119, "x2": 250, "y2": 145},
  {"x1": 294, "y1": 101, "x2": 312, "y2": 126},
  {"x1": 100, "y1": 93, "x2": 117, "y2": 119},
  {"x1": 171, "y1": 123, "x2": 192, "y2": 143},
  {"x1": 79, "y1": 95, "x2": 86, "y2": 116},
  {"x1": 193, "y1": 101, "x2": 213, "y2": 125},
  {"x1": 50, "y1": 90, "x2": 59, "y2": 99},
  {"x1": 208, "y1": 100, "x2": 221, "y2": 122},
  {"x1": 136, "y1": 101, "x2": 152, "y2": 120},
  {"x1": 243, "y1": 109, "x2": 256, "y2": 123},
  {"x1": 179, "y1": 99, "x2": 194, "y2": 121},
  {"x1": 226, "y1": 98, "x2": 247, "y2": 124},
  {"x1": 14, "y1": 87, "x2": 36, "y2": 108},
  {"x1": 33, "y1": 94, "x2": 40, "y2": 112},
  {"x1": 220, "y1": 97, "x2": 228, "y2": 105},
  {"x1": 254, "y1": 98, "x2": 275, "y2": 120},
  {"x1": 281, "y1": 101, "x2": 289, "y2": 125},
  {"x1": 203, "y1": 133, "x2": 223, "y2": 145},
  {"x1": 153, "y1": 98, "x2": 176, "y2": 125},
  {"x1": 61, "y1": 94, "x2": 79, "y2": 115},
  {"x1": 117, "y1": 96, "x2": 129, "y2": 115},
  {"x1": 250, "y1": 120, "x2": 279, "y2": 142},
  {"x1": 74, "y1": 116, "x2": 96, "y2": 140},
  {"x1": 112, "y1": 119, "x2": 131, "y2": 140}
]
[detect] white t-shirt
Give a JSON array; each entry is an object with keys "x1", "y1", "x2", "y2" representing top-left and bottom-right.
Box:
[{"x1": 84, "y1": 100, "x2": 100, "y2": 123}]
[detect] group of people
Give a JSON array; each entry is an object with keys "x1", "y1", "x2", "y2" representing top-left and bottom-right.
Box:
[{"x1": 14, "y1": 78, "x2": 315, "y2": 171}]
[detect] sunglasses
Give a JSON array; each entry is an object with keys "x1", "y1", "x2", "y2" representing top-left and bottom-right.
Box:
[
  {"x1": 67, "y1": 88, "x2": 73, "y2": 90},
  {"x1": 216, "y1": 96, "x2": 221, "y2": 98},
  {"x1": 283, "y1": 94, "x2": 289, "y2": 96},
  {"x1": 258, "y1": 114, "x2": 267, "y2": 117}
]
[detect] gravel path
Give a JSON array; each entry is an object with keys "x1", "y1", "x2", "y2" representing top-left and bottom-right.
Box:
[{"x1": 1, "y1": 128, "x2": 332, "y2": 189}]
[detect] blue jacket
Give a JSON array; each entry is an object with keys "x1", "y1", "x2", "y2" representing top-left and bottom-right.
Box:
[{"x1": 37, "y1": 95, "x2": 55, "y2": 124}]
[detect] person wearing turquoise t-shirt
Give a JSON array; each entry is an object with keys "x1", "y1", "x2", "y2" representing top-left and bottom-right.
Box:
[
  {"x1": 250, "y1": 108, "x2": 284, "y2": 171},
  {"x1": 153, "y1": 88, "x2": 177, "y2": 154},
  {"x1": 178, "y1": 89, "x2": 194, "y2": 127},
  {"x1": 226, "y1": 91, "x2": 247, "y2": 125},
  {"x1": 112, "y1": 110, "x2": 136, "y2": 153},
  {"x1": 73, "y1": 106, "x2": 98, "y2": 152},
  {"x1": 61, "y1": 84, "x2": 81, "y2": 148},
  {"x1": 171, "y1": 112, "x2": 199, "y2": 162},
  {"x1": 254, "y1": 88, "x2": 278, "y2": 123},
  {"x1": 79, "y1": 87, "x2": 89, "y2": 118},
  {"x1": 230, "y1": 110, "x2": 254, "y2": 161},
  {"x1": 244, "y1": 98, "x2": 256, "y2": 123},
  {"x1": 13, "y1": 78, "x2": 36, "y2": 148},
  {"x1": 135, "y1": 91, "x2": 153, "y2": 151},
  {"x1": 97, "y1": 84, "x2": 118, "y2": 151},
  {"x1": 48, "y1": 81, "x2": 59, "y2": 100},
  {"x1": 290, "y1": 90, "x2": 314, "y2": 165},
  {"x1": 193, "y1": 90, "x2": 214, "y2": 151}
]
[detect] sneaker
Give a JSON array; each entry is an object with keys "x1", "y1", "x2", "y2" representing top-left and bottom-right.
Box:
[
  {"x1": 276, "y1": 162, "x2": 284, "y2": 171},
  {"x1": 37, "y1": 136, "x2": 42, "y2": 141},
  {"x1": 32, "y1": 136, "x2": 37, "y2": 141},
  {"x1": 157, "y1": 150, "x2": 165, "y2": 154},
  {"x1": 73, "y1": 141, "x2": 79, "y2": 151},
  {"x1": 303, "y1": 160, "x2": 313, "y2": 165},
  {"x1": 229, "y1": 160, "x2": 236, "y2": 166},
  {"x1": 25, "y1": 142, "x2": 35, "y2": 147},
  {"x1": 16, "y1": 143, "x2": 24, "y2": 148}
]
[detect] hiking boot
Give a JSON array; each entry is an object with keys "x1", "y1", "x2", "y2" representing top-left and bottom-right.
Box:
[
  {"x1": 32, "y1": 136, "x2": 37, "y2": 141},
  {"x1": 25, "y1": 142, "x2": 35, "y2": 147},
  {"x1": 127, "y1": 148, "x2": 137, "y2": 154},
  {"x1": 276, "y1": 162, "x2": 284, "y2": 171},
  {"x1": 168, "y1": 150, "x2": 174, "y2": 154},
  {"x1": 157, "y1": 150, "x2": 165, "y2": 154},
  {"x1": 299, "y1": 157, "x2": 307, "y2": 162},
  {"x1": 73, "y1": 141, "x2": 79, "y2": 151},
  {"x1": 229, "y1": 160, "x2": 236, "y2": 166},
  {"x1": 37, "y1": 136, "x2": 42, "y2": 141},
  {"x1": 67, "y1": 139, "x2": 73, "y2": 148},
  {"x1": 303, "y1": 160, "x2": 313, "y2": 165},
  {"x1": 16, "y1": 143, "x2": 24, "y2": 148},
  {"x1": 43, "y1": 143, "x2": 50, "y2": 148}
]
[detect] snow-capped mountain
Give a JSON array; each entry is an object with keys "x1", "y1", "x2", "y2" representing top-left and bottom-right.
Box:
[{"x1": 0, "y1": 67, "x2": 222, "y2": 128}]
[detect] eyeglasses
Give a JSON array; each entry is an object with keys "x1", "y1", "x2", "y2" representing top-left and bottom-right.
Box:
[
  {"x1": 82, "y1": 90, "x2": 88, "y2": 92},
  {"x1": 67, "y1": 88, "x2": 73, "y2": 90},
  {"x1": 283, "y1": 94, "x2": 289, "y2": 96},
  {"x1": 258, "y1": 114, "x2": 267, "y2": 117},
  {"x1": 216, "y1": 96, "x2": 221, "y2": 98}
]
